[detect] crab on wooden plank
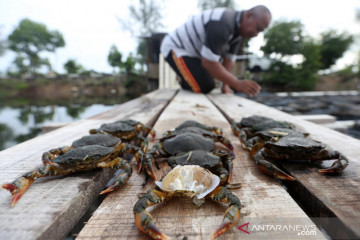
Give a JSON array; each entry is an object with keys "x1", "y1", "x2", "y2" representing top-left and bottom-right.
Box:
[
  {"x1": 161, "y1": 126, "x2": 232, "y2": 150},
  {"x1": 2, "y1": 143, "x2": 155, "y2": 207},
  {"x1": 252, "y1": 136, "x2": 349, "y2": 181},
  {"x1": 244, "y1": 127, "x2": 308, "y2": 151},
  {"x1": 133, "y1": 165, "x2": 241, "y2": 240},
  {"x1": 232, "y1": 115, "x2": 295, "y2": 148},
  {"x1": 173, "y1": 120, "x2": 223, "y2": 135},
  {"x1": 147, "y1": 132, "x2": 234, "y2": 181},
  {"x1": 42, "y1": 133, "x2": 123, "y2": 164},
  {"x1": 150, "y1": 132, "x2": 234, "y2": 158},
  {"x1": 89, "y1": 119, "x2": 156, "y2": 150},
  {"x1": 167, "y1": 149, "x2": 235, "y2": 184}
]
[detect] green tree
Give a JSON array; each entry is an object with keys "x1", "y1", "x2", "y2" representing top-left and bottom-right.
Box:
[
  {"x1": 119, "y1": 0, "x2": 164, "y2": 72},
  {"x1": 261, "y1": 20, "x2": 322, "y2": 90},
  {"x1": 0, "y1": 123, "x2": 14, "y2": 151},
  {"x1": 123, "y1": 53, "x2": 136, "y2": 74},
  {"x1": 124, "y1": 0, "x2": 164, "y2": 36},
  {"x1": 0, "y1": 29, "x2": 6, "y2": 57},
  {"x1": 319, "y1": 30, "x2": 353, "y2": 70},
  {"x1": 261, "y1": 20, "x2": 304, "y2": 60},
  {"x1": 198, "y1": 0, "x2": 236, "y2": 10},
  {"x1": 107, "y1": 45, "x2": 122, "y2": 73},
  {"x1": 8, "y1": 18, "x2": 65, "y2": 75},
  {"x1": 64, "y1": 59, "x2": 83, "y2": 74}
]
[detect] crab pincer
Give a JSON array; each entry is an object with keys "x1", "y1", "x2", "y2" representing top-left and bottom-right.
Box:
[
  {"x1": 208, "y1": 186, "x2": 241, "y2": 239},
  {"x1": 2, "y1": 176, "x2": 34, "y2": 207},
  {"x1": 134, "y1": 189, "x2": 170, "y2": 240},
  {"x1": 319, "y1": 157, "x2": 349, "y2": 174}
]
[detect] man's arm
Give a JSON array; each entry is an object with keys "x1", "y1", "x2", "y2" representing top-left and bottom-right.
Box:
[
  {"x1": 201, "y1": 57, "x2": 261, "y2": 97},
  {"x1": 221, "y1": 58, "x2": 235, "y2": 94}
]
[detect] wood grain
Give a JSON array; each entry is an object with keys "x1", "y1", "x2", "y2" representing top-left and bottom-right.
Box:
[{"x1": 0, "y1": 89, "x2": 177, "y2": 240}]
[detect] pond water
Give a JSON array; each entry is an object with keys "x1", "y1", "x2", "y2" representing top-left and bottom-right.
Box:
[{"x1": 0, "y1": 104, "x2": 116, "y2": 151}]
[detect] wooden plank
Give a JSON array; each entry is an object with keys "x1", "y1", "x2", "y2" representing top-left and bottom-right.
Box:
[
  {"x1": 208, "y1": 92, "x2": 360, "y2": 239},
  {"x1": 295, "y1": 114, "x2": 336, "y2": 124},
  {"x1": 0, "y1": 89, "x2": 177, "y2": 240},
  {"x1": 77, "y1": 90, "x2": 325, "y2": 239}
]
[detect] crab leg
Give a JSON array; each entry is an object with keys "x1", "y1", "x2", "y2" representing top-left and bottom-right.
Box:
[
  {"x1": 112, "y1": 142, "x2": 147, "y2": 174},
  {"x1": 100, "y1": 158, "x2": 133, "y2": 194},
  {"x1": 319, "y1": 159, "x2": 349, "y2": 173},
  {"x1": 231, "y1": 124, "x2": 251, "y2": 148},
  {"x1": 133, "y1": 189, "x2": 172, "y2": 240},
  {"x1": 207, "y1": 186, "x2": 241, "y2": 240},
  {"x1": 135, "y1": 123, "x2": 156, "y2": 141},
  {"x1": 213, "y1": 150, "x2": 234, "y2": 183},
  {"x1": 41, "y1": 146, "x2": 73, "y2": 165},
  {"x1": 2, "y1": 164, "x2": 78, "y2": 207},
  {"x1": 313, "y1": 150, "x2": 349, "y2": 174},
  {"x1": 142, "y1": 153, "x2": 157, "y2": 181},
  {"x1": 253, "y1": 149, "x2": 296, "y2": 181},
  {"x1": 214, "y1": 135, "x2": 234, "y2": 151}
]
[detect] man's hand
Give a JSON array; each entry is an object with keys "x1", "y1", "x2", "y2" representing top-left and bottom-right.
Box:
[
  {"x1": 221, "y1": 83, "x2": 234, "y2": 94},
  {"x1": 233, "y1": 79, "x2": 261, "y2": 97}
]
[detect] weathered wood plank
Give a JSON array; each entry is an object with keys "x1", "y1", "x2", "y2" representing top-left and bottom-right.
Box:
[
  {"x1": 0, "y1": 89, "x2": 177, "y2": 240},
  {"x1": 77, "y1": 90, "x2": 325, "y2": 239},
  {"x1": 208, "y1": 92, "x2": 360, "y2": 239}
]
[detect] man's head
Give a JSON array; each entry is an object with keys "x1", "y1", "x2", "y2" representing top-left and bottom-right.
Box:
[{"x1": 239, "y1": 5, "x2": 271, "y2": 39}]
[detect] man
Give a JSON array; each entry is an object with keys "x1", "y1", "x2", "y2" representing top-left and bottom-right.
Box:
[{"x1": 160, "y1": 5, "x2": 271, "y2": 96}]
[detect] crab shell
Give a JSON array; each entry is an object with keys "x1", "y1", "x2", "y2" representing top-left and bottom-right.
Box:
[
  {"x1": 155, "y1": 165, "x2": 220, "y2": 199},
  {"x1": 72, "y1": 134, "x2": 120, "y2": 148}
]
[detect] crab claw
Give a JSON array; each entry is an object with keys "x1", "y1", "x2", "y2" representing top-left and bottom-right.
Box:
[
  {"x1": 100, "y1": 173, "x2": 130, "y2": 195},
  {"x1": 253, "y1": 149, "x2": 295, "y2": 181},
  {"x1": 209, "y1": 205, "x2": 241, "y2": 240},
  {"x1": 144, "y1": 154, "x2": 157, "y2": 180},
  {"x1": 100, "y1": 159, "x2": 132, "y2": 195},
  {"x1": 41, "y1": 152, "x2": 55, "y2": 165},
  {"x1": 257, "y1": 159, "x2": 295, "y2": 181},
  {"x1": 223, "y1": 138, "x2": 234, "y2": 151},
  {"x1": 140, "y1": 140, "x2": 148, "y2": 152},
  {"x1": 135, "y1": 151, "x2": 145, "y2": 173},
  {"x1": 2, "y1": 177, "x2": 34, "y2": 207},
  {"x1": 319, "y1": 159, "x2": 349, "y2": 174},
  {"x1": 134, "y1": 211, "x2": 169, "y2": 240},
  {"x1": 149, "y1": 129, "x2": 156, "y2": 141}
]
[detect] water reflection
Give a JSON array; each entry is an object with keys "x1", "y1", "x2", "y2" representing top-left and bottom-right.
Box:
[{"x1": 0, "y1": 104, "x2": 115, "y2": 151}]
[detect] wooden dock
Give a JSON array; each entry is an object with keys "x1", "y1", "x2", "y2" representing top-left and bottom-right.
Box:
[{"x1": 0, "y1": 89, "x2": 359, "y2": 240}]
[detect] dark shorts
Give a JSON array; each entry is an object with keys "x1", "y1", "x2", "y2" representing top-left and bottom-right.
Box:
[{"x1": 165, "y1": 51, "x2": 215, "y2": 94}]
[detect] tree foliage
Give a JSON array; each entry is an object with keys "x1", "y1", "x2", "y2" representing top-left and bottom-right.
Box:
[
  {"x1": 120, "y1": 0, "x2": 164, "y2": 36},
  {"x1": 123, "y1": 53, "x2": 136, "y2": 74},
  {"x1": 262, "y1": 20, "x2": 321, "y2": 90},
  {"x1": 319, "y1": 30, "x2": 353, "y2": 69},
  {"x1": 0, "y1": 30, "x2": 6, "y2": 57},
  {"x1": 8, "y1": 18, "x2": 65, "y2": 75},
  {"x1": 261, "y1": 20, "x2": 304, "y2": 59},
  {"x1": 107, "y1": 45, "x2": 135, "y2": 74},
  {"x1": 198, "y1": 0, "x2": 236, "y2": 10},
  {"x1": 107, "y1": 45, "x2": 122, "y2": 72},
  {"x1": 118, "y1": 0, "x2": 164, "y2": 72},
  {"x1": 64, "y1": 59, "x2": 83, "y2": 74},
  {"x1": 261, "y1": 19, "x2": 354, "y2": 90}
]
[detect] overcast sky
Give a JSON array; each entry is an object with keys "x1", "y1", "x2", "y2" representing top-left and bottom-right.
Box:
[{"x1": 0, "y1": 0, "x2": 359, "y2": 74}]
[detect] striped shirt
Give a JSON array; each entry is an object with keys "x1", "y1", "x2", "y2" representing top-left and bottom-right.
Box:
[{"x1": 161, "y1": 8, "x2": 242, "y2": 62}]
